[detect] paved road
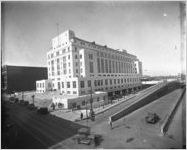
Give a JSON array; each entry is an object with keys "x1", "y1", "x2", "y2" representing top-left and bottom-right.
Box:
[
  {"x1": 78, "y1": 82, "x2": 165, "y2": 127},
  {"x1": 5, "y1": 102, "x2": 86, "y2": 148},
  {"x1": 91, "y1": 88, "x2": 184, "y2": 149}
]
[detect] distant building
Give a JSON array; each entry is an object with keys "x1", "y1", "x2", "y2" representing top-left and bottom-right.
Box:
[
  {"x1": 2, "y1": 65, "x2": 47, "y2": 94},
  {"x1": 36, "y1": 79, "x2": 53, "y2": 93},
  {"x1": 38, "y1": 30, "x2": 143, "y2": 109}
]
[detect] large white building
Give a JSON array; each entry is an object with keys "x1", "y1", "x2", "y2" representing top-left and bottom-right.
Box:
[{"x1": 38, "y1": 30, "x2": 143, "y2": 109}]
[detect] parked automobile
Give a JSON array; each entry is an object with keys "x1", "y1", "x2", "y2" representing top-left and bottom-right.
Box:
[
  {"x1": 37, "y1": 107, "x2": 49, "y2": 114},
  {"x1": 145, "y1": 112, "x2": 160, "y2": 124}
]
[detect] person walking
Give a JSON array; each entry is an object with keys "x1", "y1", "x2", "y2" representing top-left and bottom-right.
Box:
[
  {"x1": 80, "y1": 112, "x2": 83, "y2": 120},
  {"x1": 108, "y1": 117, "x2": 113, "y2": 129}
]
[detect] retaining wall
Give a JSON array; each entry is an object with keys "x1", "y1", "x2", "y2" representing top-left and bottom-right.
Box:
[
  {"x1": 160, "y1": 87, "x2": 186, "y2": 135},
  {"x1": 110, "y1": 81, "x2": 181, "y2": 122}
]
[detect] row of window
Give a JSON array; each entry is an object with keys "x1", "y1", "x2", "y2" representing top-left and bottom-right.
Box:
[
  {"x1": 70, "y1": 96, "x2": 104, "y2": 108},
  {"x1": 60, "y1": 81, "x2": 77, "y2": 89},
  {"x1": 74, "y1": 39, "x2": 133, "y2": 62},
  {"x1": 48, "y1": 46, "x2": 71, "y2": 59},
  {"x1": 55, "y1": 77, "x2": 139, "y2": 90},
  {"x1": 48, "y1": 46, "x2": 82, "y2": 60},
  {"x1": 97, "y1": 58, "x2": 136, "y2": 74},
  {"x1": 80, "y1": 78, "x2": 140, "y2": 88},
  {"x1": 61, "y1": 90, "x2": 77, "y2": 95},
  {"x1": 36, "y1": 82, "x2": 45, "y2": 88}
]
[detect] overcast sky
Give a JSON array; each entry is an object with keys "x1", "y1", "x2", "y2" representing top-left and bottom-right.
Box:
[{"x1": 2, "y1": 1, "x2": 183, "y2": 76}]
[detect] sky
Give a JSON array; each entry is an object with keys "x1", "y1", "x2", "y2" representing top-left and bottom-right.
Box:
[{"x1": 2, "y1": 1, "x2": 184, "y2": 76}]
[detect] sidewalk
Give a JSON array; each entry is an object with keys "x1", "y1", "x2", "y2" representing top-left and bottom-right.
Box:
[{"x1": 50, "y1": 94, "x2": 135, "y2": 122}]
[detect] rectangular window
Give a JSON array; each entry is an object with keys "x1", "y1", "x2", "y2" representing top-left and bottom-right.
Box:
[
  {"x1": 68, "y1": 55, "x2": 70, "y2": 59},
  {"x1": 76, "y1": 62, "x2": 79, "y2": 66},
  {"x1": 110, "y1": 79, "x2": 112, "y2": 85},
  {"x1": 94, "y1": 80, "x2": 97, "y2": 86},
  {"x1": 56, "y1": 51, "x2": 59, "y2": 56},
  {"x1": 119, "y1": 62, "x2": 121, "y2": 73},
  {"x1": 76, "y1": 69, "x2": 78, "y2": 73},
  {"x1": 80, "y1": 54, "x2": 82, "y2": 59},
  {"x1": 89, "y1": 54, "x2": 93, "y2": 59},
  {"x1": 97, "y1": 58, "x2": 100, "y2": 73},
  {"x1": 62, "y1": 82, "x2": 64, "y2": 88},
  {"x1": 58, "y1": 82, "x2": 60, "y2": 90},
  {"x1": 114, "y1": 79, "x2": 116, "y2": 84},
  {"x1": 118, "y1": 79, "x2": 120, "y2": 84},
  {"x1": 101, "y1": 58, "x2": 104, "y2": 73},
  {"x1": 105, "y1": 79, "x2": 108, "y2": 85},
  {"x1": 109, "y1": 60, "x2": 111, "y2": 73},
  {"x1": 100, "y1": 80, "x2": 103, "y2": 86},
  {"x1": 89, "y1": 62, "x2": 94, "y2": 73},
  {"x1": 112, "y1": 61, "x2": 115, "y2": 73},
  {"x1": 75, "y1": 54, "x2": 78, "y2": 59},
  {"x1": 116, "y1": 62, "x2": 118, "y2": 73},
  {"x1": 80, "y1": 81, "x2": 84, "y2": 88},
  {"x1": 63, "y1": 69, "x2": 67, "y2": 74},
  {"x1": 105, "y1": 59, "x2": 108, "y2": 73},
  {"x1": 67, "y1": 82, "x2": 70, "y2": 88},
  {"x1": 51, "y1": 60, "x2": 54, "y2": 71},
  {"x1": 73, "y1": 81, "x2": 76, "y2": 88},
  {"x1": 98, "y1": 80, "x2": 100, "y2": 86},
  {"x1": 121, "y1": 79, "x2": 123, "y2": 83},
  {"x1": 88, "y1": 80, "x2": 91, "y2": 87}
]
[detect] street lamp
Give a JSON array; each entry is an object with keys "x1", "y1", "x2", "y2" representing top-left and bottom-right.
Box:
[
  {"x1": 32, "y1": 94, "x2": 35, "y2": 106},
  {"x1": 85, "y1": 101, "x2": 88, "y2": 127},
  {"x1": 90, "y1": 85, "x2": 95, "y2": 121}
]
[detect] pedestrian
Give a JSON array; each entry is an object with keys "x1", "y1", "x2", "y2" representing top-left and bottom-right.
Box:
[
  {"x1": 108, "y1": 117, "x2": 113, "y2": 129},
  {"x1": 94, "y1": 135, "x2": 99, "y2": 147},
  {"x1": 80, "y1": 112, "x2": 83, "y2": 120}
]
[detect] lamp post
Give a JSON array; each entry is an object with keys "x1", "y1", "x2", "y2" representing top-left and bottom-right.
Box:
[
  {"x1": 90, "y1": 85, "x2": 95, "y2": 121},
  {"x1": 85, "y1": 101, "x2": 88, "y2": 127},
  {"x1": 32, "y1": 95, "x2": 35, "y2": 106},
  {"x1": 90, "y1": 85, "x2": 93, "y2": 112}
]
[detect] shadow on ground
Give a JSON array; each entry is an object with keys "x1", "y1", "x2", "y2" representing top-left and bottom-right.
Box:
[
  {"x1": 1, "y1": 100, "x2": 88, "y2": 149},
  {"x1": 111, "y1": 81, "x2": 183, "y2": 122}
]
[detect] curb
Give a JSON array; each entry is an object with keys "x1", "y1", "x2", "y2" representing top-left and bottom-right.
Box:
[{"x1": 160, "y1": 87, "x2": 186, "y2": 135}]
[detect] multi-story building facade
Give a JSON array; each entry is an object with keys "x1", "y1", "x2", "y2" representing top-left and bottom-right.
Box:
[{"x1": 47, "y1": 30, "x2": 142, "y2": 99}]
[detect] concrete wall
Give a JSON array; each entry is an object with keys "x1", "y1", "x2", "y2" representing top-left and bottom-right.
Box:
[{"x1": 110, "y1": 81, "x2": 181, "y2": 122}]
